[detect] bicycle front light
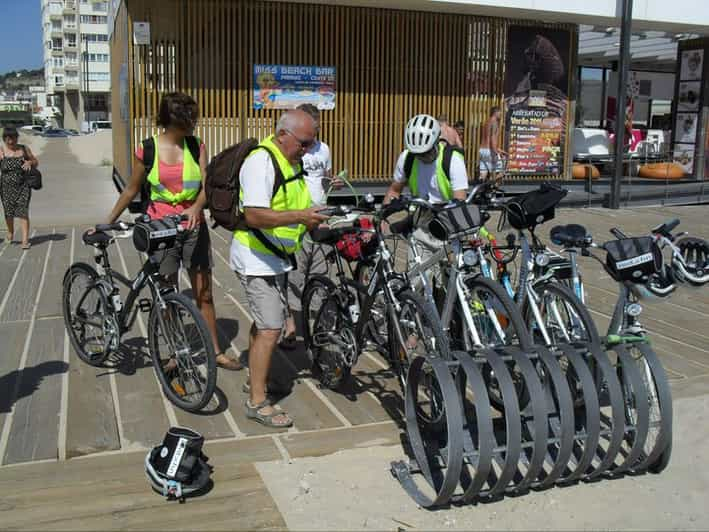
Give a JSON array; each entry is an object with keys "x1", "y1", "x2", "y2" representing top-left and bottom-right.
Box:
[
  {"x1": 534, "y1": 254, "x2": 550, "y2": 267},
  {"x1": 626, "y1": 303, "x2": 643, "y2": 317},
  {"x1": 462, "y1": 250, "x2": 478, "y2": 267}
]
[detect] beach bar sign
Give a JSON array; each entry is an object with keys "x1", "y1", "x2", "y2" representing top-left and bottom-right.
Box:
[{"x1": 253, "y1": 64, "x2": 336, "y2": 110}]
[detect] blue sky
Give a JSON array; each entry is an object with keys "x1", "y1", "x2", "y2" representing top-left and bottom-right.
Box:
[{"x1": 0, "y1": 1, "x2": 44, "y2": 74}]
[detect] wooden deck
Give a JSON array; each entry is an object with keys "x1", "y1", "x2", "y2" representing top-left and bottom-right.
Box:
[{"x1": 1, "y1": 205, "x2": 709, "y2": 529}]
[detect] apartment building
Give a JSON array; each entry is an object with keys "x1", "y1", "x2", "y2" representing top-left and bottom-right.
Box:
[{"x1": 42, "y1": 0, "x2": 111, "y2": 130}]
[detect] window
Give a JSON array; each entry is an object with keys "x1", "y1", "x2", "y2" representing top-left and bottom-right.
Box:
[
  {"x1": 54, "y1": 75, "x2": 64, "y2": 86},
  {"x1": 93, "y1": 1, "x2": 108, "y2": 12},
  {"x1": 65, "y1": 51, "x2": 78, "y2": 64},
  {"x1": 52, "y1": 37, "x2": 62, "y2": 50},
  {"x1": 53, "y1": 57, "x2": 64, "y2": 68},
  {"x1": 81, "y1": 33, "x2": 108, "y2": 42},
  {"x1": 66, "y1": 34, "x2": 77, "y2": 47},
  {"x1": 80, "y1": 15, "x2": 107, "y2": 24},
  {"x1": 88, "y1": 72, "x2": 110, "y2": 82},
  {"x1": 86, "y1": 53, "x2": 109, "y2": 62},
  {"x1": 51, "y1": 20, "x2": 62, "y2": 30},
  {"x1": 63, "y1": 14, "x2": 76, "y2": 27}
]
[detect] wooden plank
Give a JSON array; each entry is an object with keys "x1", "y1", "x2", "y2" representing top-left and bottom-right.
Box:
[
  {"x1": 4, "y1": 318, "x2": 67, "y2": 465},
  {"x1": 0, "y1": 241, "x2": 22, "y2": 306},
  {"x1": 280, "y1": 421, "x2": 399, "y2": 459},
  {"x1": 0, "y1": 322, "x2": 31, "y2": 444},
  {"x1": 0, "y1": 440, "x2": 285, "y2": 531},
  {"x1": 36, "y1": 231, "x2": 72, "y2": 319},
  {"x1": 0, "y1": 239, "x2": 47, "y2": 323}
]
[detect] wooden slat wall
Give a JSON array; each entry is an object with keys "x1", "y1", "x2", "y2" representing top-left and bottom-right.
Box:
[{"x1": 112, "y1": 0, "x2": 576, "y2": 183}]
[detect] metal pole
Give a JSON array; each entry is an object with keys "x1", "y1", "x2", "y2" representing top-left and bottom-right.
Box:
[{"x1": 610, "y1": 0, "x2": 633, "y2": 209}]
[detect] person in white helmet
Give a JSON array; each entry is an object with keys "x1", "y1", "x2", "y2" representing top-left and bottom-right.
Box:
[
  {"x1": 383, "y1": 114, "x2": 469, "y2": 296},
  {"x1": 384, "y1": 114, "x2": 468, "y2": 205}
]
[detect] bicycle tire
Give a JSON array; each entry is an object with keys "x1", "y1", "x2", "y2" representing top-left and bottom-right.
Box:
[
  {"x1": 464, "y1": 275, "x2": 533, "y2": 412},
  {"x1": 387, "y1": 289, "x2": 450, "y2": 430},
  {"x1": 148, "y1": 291, "x2": 217, "y2": 412},
  {"x1": 62, "y1": 262, "x2": 113, "y2": 367},
  {"x1": 524, "y1": 281, "x2": 600, "y2": 406},
  {"x1": 302, "y1": 275, "x2": 338, "y2": 348}
]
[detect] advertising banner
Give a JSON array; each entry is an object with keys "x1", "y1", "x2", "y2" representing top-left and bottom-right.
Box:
[
  {"x1": 253, "y1": 65, "x2": 336, "y2": 110},
  {"x1": 503, "y1": 26, "x2": 571, "y2": 176}
]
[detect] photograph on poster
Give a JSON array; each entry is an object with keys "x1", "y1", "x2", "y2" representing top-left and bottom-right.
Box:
[
  {"x1": 680, "y1": 49, "x2": 704, "y2": 81},
  {"x1": 673, "y1": 145, "x2": 695, "y2": 175},
  {"x1": 676, "y1": 113, "x2": 698, "y2": 143},
  {"x1": 678, "y1": 81, "x2": 701, "y2": 111},
  {"x1": 504, "y1": 26, "x2": 570, "y2": 176}
]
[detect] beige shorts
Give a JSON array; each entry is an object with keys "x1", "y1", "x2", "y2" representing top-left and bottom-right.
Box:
[{"x1": 237, "y1": 273, "x2": 288, "y2": 330}]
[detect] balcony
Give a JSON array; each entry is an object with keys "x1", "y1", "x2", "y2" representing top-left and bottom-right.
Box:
[
  {"x1": 65, "y1": 79, "x2": 80, "y2": 91},
  {"x1": 51, "y1": 48, "x2": 64, "y2": 57},
  {"x1": 64, "y1": 42, "x2": 78, "y2": 52},
  {"x1": 63, "y1": 0, "x2": 76, "y2": 13},
  {"x1": 50, "y1": 28, "x2": 63, "y2": 38},
  {"x1": 65, "y1": 62, "x2": 79, "y2": 71}
]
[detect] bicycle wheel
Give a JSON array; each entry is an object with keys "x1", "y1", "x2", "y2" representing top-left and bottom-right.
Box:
[
  {"x1": 62, "y1": 262, "x2": 115, "y2": 366},
  {"x1": 302, "y1": 275, "x2": 337, "y2": 348},
  {"x1": 148, "y1": 291, "x2": 217, "y2": 412},
  {"x1": 354, "y1": 261, "x2": 388, "y2": 350},
  {"x1": 524, "y1": 281, "x2": 600, "y2": 405},
  {"x1": 618, "y1": 345, "x2": 670, "y2": 473},
  {"x1": 387, "y1": 289, "x2": 449, "y2": 430},
  {"x1": 309, "y1": 289, "x2": 356, "y2": 390},
  {"x1": 464, "y1": 276, "x2": 533, "y2": 411}
]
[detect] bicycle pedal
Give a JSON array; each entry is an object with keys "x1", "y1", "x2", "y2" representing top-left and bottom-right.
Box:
[
  {"x1": 171, "y1": 380, "x2": 187, "y2": 397},
  {"x1": 138, "y1": 298, "x2": 152, "y2": 313}
]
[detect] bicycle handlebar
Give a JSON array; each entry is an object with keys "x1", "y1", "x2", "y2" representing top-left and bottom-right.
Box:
[
  {"x1": 94, "y1": 213, "x2": 189, "y2": 233},
  {"x1": 609, "y1": 227, "x2": 628, "y2": 239}
]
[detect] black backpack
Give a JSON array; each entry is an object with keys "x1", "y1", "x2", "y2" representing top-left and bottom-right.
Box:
[
  {"x1": 403, "y1": 142, "x2": 463, "y2": 185},
  {"x1": 204, "y1": 139, "x2": 303, "y2": 264},
  {"x1": 131, "y1": 135, "x2": 201, "y2": 214}
]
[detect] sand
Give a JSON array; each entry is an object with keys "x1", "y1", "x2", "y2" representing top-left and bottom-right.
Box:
[{"x1": 257, "y1": 394, "x2": 709, "y2": 531}]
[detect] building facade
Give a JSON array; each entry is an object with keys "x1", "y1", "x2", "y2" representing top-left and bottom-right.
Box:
[{"x1": 41, "y1": 0, "x2": 112, "y2": 130}]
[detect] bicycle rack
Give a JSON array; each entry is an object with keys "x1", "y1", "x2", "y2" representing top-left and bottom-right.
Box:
[{"x1": 391, "y1": 341, "x2": 673, "y2": 508}]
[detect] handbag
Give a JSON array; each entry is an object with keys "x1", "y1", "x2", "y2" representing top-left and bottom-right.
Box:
[
  {"x1": 21, "y1": 146, "x2": 42, "y2": 190},
  {"x1": 428, "y1": 202, "x2": 482, "y2": 241}
]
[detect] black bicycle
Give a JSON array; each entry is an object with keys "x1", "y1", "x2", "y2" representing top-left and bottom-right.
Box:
[
  {"x1": 302, "y1": 202, "x2": 449, "y2": 429},
  {"x1": 61, "y1": 214, "x2": 217, "y2": 412}
]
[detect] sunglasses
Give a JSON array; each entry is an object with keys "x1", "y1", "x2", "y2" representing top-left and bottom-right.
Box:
[{"x1": 285, "y1": 129, "x2": 315, "y2": 150}]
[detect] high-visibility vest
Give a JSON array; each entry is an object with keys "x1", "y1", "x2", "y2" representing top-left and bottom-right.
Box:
[
  {"x1": 233, "y1": 135, "x2": 311, "y2": 258},
  {"x1": 406, "y1": 142, "x2": 463, "y2": 201},
  {"x1": 145, "y1": 135, "x2": 202, "y2": 205}
]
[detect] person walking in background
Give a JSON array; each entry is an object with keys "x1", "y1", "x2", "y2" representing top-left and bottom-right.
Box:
[
  {"x1": 281, "y1": 103, "x2": 341, "y2": 349},
  {"x1": 103, "y1": 92, "x2": 241, "y2": 371},
  {"x1": 1, "y1": 127, "x2": 38, "y2": 250},
  {"x1": 479, "y1": 106, "x2": 506, "y2": 180},
  {"x1": 437, "y1": 114, "x2": 463, "y2": 148},
  {"x1": 232, "y1": 109, "x2": 329, "y2": 428}
]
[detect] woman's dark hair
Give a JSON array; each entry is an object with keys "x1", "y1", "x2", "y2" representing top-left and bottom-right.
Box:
[
  {"x1": 2, "y1": 126, "x2": 19, "y2": 140},
  {"x1": 157, "y1": 92, "x2": 199, "y2": 130}
]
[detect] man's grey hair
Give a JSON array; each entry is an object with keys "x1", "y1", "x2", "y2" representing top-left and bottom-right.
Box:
[{"x1": 276, "y1": 109, "x2": 314, "y2": 134}]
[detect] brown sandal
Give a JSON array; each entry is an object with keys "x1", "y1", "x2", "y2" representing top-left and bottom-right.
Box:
[{"x1": 216, "y1": 353, "x2": 243, "y2": 371}]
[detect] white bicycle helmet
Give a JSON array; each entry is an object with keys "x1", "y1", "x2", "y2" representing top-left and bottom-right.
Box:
[{"x1": 404, "y1": 114, "x2": 441, "y2": 154}]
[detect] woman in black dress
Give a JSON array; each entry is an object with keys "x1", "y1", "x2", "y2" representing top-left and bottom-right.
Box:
[{"x1": 1, "y1": 127, "x2": 39, "y2": 249}]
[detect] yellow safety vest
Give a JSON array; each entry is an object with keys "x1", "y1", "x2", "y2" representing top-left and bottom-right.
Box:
[
  {"x1": 233, "y1": 135, "x2": 311, "y2": 258},
  {"x1": 145, "y1": 135, "x2": 202, "y2": 205},
  {"x1": 408, "y1": 142, "x2": 462, "y2": 201}
]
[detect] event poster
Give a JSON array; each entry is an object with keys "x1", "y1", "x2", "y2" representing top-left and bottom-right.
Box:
[
  {"x1": 504, "y1": 26, "x2": 570, "y2": 176},
  {"x1": 674, "y1": 145, "x2": 696, "y2": 175},
  {"x1": 253, "y1": 64, "x2": 336, "y2": 110},
  {"x1": 680, "y1": 49, "x2": 704, "y2": 81}
]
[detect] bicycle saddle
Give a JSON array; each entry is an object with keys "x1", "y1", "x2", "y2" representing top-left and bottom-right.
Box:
[
  {"x1": 82, "y1": 230, "x2": 112, "y2": 247},
  {"x1": 549, "y1": 224, "x2": 590, "y2": 248}
]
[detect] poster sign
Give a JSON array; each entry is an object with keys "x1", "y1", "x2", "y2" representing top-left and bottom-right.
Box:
[
  {"x1": 133, "y1": 22, "x2": 151, "y2": 45},
  {"x1": 253, "y1": 64, "x2": 336, "y2": 110},
  {"x1": 503, "y1": 26, "x2": 570, "y2": 176}
]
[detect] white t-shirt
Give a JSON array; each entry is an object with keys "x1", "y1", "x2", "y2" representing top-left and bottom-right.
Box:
[
  {"x1": 393, "y1": 149, "x2": 468, "y2": 203},
  {"x1": 229, "y1": 149, "x2": 299, "y2": 276},
  {"x1": 301, "y1": 140, "x2": 332, "y2": 206}
]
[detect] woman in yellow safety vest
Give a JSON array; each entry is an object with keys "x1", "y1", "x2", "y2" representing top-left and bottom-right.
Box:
[{"x1": 103, "y1": 92, "x2": 241, "y2": 370}]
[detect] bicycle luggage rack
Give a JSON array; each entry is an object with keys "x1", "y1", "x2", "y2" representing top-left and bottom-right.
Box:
[{"x1": 391, "y1": 341, "x2": 673, "y2": 508}]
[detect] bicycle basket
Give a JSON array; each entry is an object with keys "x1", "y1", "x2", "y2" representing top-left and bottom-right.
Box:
[
  {"x1": 604, "y1": 236, "x2": 662, "y2": 283},
  {"x1": 335, "y1": 217, "x2": 378, "y2": 262},
  {"x1": 505, "y1": 183, "x2": 567, "y2": 230},
  {"x1": 133, "y1": 217, "x2": 180, "y2": 254},
  {"x1": 428, "y1": 203, "x2": 482, "y2": 241}
]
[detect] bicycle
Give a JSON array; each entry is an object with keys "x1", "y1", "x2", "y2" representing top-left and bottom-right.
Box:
[
  {"x1": 547, "y1": 221, "x2": 676, "y2": 472},
  {"x1": 61, "y1": 214, "x2": 217, "y2": 412},
  {"x1": 301, "y1": 201, "x2": 449, "y2": 427}
]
